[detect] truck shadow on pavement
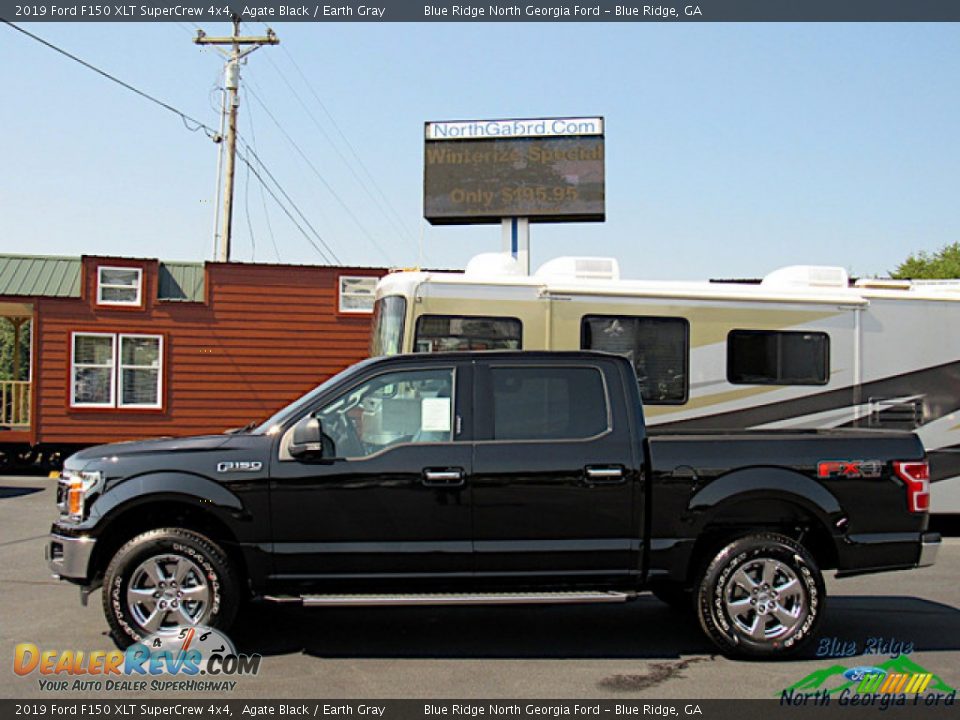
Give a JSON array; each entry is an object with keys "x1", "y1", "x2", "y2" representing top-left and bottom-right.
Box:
[
  {"x1": 0, "y1": 485, "x2": 44, "y2": 499},
  {"x1": 230, "y1": 594, "x2": 960, "y2": 661}
]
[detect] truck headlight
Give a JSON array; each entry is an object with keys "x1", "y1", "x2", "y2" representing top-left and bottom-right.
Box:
[{"x1": 60, "y1": 470, "x2": 103, "y2": 522}]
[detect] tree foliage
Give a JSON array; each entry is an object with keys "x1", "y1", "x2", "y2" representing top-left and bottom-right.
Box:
[
  {"x1": 0, "y1": 319, "x2": 30, "y2": 381},
  {"x1": 892, "y1": 242, "x2": 960, "y2": 279}
]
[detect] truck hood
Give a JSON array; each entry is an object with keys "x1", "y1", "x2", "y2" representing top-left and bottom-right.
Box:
[{"x1": 67, "y1": 434, "x2": 236, "y2": 464}]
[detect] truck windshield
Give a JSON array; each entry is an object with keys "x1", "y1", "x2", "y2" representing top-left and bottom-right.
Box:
[
  {"x1": 250, "y1": 358, "x2": 378, "y2": 436},
  {"x1": 370, "y1": 296, "x2": 406, "y2": 357}
]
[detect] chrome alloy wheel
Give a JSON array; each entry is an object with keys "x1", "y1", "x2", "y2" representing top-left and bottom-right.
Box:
[
  {"x1": 722, "y1": 557, "x2": 805, "y2": 642},
  {"x1": 126, "y1": 554, "x2": 211, "y2": 634}
]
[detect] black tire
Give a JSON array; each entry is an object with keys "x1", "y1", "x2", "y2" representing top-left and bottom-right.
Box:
[
  {"x1": 650, "y1": 580, "x2": 694, "y2": 613},
  {"x1": 102, "y1": 528, "x2": 239, "y2": 647},
  {"x1": 695, "y1": 532, "x2": 824, "y2": 659}
]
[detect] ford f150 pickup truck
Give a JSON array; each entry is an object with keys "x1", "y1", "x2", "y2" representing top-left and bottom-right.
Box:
[{"x1": 47, "y1": 351, "x2": 940, "y2": 657}]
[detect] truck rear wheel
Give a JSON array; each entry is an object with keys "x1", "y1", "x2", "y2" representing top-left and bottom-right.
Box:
[
  {"x1": 695, "y1": 532, "x2": 823, "y2": 658},
  {"x1": 102, "y1": 528, "x2": 239, "y2": 647}
]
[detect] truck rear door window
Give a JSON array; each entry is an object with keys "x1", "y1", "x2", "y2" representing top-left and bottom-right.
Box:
[
  {"x1": 727, "y1": 330, "x2": 829, "y2": 385},
  {"x1": 581, "y1": 315, "x2": 689, "y2": 404},
  {"x1": 415, "y1": 315, "x2": 522, "y2": 353},
  {"x1": 490, "y1": 366, "x2": 608, "y2": 441}
]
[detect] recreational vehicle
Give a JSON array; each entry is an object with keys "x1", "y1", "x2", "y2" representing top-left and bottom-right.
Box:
[{"x1": 371, "y1": 253, "x2": 960, "y2": 517}]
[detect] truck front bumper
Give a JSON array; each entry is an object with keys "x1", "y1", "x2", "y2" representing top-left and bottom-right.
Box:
[{"x1": 46, "y1": 532, "x2": 96, "y2": 581}]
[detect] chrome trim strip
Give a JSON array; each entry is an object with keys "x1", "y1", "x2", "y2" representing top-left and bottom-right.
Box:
[{"x1": 291, "y1": 591, "x2": 631, "y2": 607}]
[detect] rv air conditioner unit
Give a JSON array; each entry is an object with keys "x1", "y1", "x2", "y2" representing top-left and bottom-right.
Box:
[
  {"x1": 761, "y1": 265, "x2": 849, "y2": 289},
  {"x1": 535, "y1": 257, "x2": 621, "y2": 282}
]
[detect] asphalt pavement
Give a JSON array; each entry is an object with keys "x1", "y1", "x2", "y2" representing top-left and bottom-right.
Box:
[{"x1": 2, "y1": 474, "x2": 958, "y2": 700}]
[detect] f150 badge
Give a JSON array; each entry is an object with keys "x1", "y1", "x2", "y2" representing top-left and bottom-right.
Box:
[
  {"x1": 217, "y1": 461, "x2": 263, "y2": 473},
  {"x1": 817, "y1": 460, "x2": 884, "y2": 479}
]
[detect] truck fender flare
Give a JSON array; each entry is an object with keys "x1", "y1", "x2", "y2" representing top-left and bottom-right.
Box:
[
  {"x1": 687, "y1": 466, "x2": 843, "y2": 531},
  {"x1": 88, "y1": 471, "x2": 245, "y2": 528}
]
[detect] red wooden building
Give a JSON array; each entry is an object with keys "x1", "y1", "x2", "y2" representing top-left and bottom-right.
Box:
[{"x1": 0, "y1": 254, "x2": 386, "y2": 468}]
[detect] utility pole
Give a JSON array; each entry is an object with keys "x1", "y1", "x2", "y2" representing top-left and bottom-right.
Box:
[{"x1": 195, "y1": 18, "x2": 278, "y2": 262}]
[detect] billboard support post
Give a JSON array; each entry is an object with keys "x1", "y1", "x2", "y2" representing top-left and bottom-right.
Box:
[{"x1": 501, "y1": 217, "x2": 530, "y2": 274}]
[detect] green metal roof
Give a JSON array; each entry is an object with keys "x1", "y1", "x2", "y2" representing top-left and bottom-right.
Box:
[
  {"x1": 158, "y1": 262, "x2": 205, "y2": 302},
  {"x1": 0, "y1": 255, "x2": 81, "y2": 297},
  {"x1": 0, "y1": 255, "x2": 206, "y2": 302}
]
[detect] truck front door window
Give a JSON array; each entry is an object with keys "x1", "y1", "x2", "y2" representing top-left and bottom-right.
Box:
[{"x1": 314, "y1": 368, "x2": 455, "y2": 458}]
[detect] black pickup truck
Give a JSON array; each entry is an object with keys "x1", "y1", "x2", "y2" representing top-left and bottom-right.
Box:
[{"x1": 47, "y1": 351, "x2": 939, "y2": 657}]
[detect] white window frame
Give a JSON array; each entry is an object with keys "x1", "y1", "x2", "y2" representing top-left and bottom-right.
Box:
[
  {"x1": 70, "y1": 332, "x2": 117, "y2": 408},
  {"x1": 97, "y1": 266, "x2": 143, "y2": 307},
  {"x1": 338, "y1": 275, "x2": 378, "y2": 314},
  {"x1": 70, "y1": 332, "x2": 163, "y2": 409},
  {"x1": 118, "y1": 334, "x2": 163, "y2": 409}
]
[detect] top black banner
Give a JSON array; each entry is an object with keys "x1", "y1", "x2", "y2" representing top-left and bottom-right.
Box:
[{"x1": 3, "y1": 0, "x2": 960, "y2": 22}]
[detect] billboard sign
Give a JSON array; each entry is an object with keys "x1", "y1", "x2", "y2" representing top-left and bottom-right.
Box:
[{"x1": 423, "y1": 116, "x2": 605, "y2": 225}]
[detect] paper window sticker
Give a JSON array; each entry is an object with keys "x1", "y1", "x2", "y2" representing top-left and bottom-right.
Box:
[{"x1": 421, "y1": 397, "x2": 452, "y2": 432}]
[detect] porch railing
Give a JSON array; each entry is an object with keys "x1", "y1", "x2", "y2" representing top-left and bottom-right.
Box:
[{"x1": 0, "y1": 380, "x2": 30, "y2": 429}]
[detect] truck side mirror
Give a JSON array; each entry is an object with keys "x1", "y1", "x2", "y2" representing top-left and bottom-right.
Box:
[{"x1": 290, "y1": 416, "x2": 328, "y2": 460}]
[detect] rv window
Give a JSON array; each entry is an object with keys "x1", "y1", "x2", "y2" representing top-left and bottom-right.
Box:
[
  {"x1": 727, "y1": 330, "x2": 829, "y2": 386},
  {"x1": 414, "y1": 315, "x2": 522, "y2": 353},
  {"x1": 370, "y1": 296, "x2": 407, "y2": 357},
  {"x1": 581, "y1": 316, "x2": 689, "y2": 404},
  {"x1": 490, "y1": 366, "x2": 608, "y2": 441}
]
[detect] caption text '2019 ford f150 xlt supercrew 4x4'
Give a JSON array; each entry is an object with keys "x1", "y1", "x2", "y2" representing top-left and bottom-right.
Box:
[{"x1": 47, "y1": 351, "x2": 939, "y2": 657}]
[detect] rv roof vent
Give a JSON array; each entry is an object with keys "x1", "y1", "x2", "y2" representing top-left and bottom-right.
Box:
[
  {"x1": 464, "y1": 253, "x2": 524, "y2": 278},
  {"x1": 535, "y1": 256, "x2": 620, "y2": 281},
  {"x1": 854, "y1": 278, "x2": 913, "y2": 290},
  {"x1": 761, "y1": 265, "x2": 849, "y2": 289}
]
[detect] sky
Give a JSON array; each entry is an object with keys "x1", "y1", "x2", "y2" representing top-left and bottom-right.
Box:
[{"x1": 0, "y1": 21, "x2": 957, "y2": 280}]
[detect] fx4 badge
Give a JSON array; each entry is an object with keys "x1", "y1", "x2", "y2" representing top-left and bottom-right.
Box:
[
  {"x1": 217, "y1": 461, "x2": 263, "y2": 473},
  {"x1": 817, "y1": 460, "x2": 884, "y2": 479}
]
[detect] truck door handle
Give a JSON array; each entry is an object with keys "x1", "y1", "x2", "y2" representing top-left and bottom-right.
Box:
[
  {"x1": 584, "y1": 466, "x2": 625, "y2": 485},
  {"x1": 422, "y1": 468, "x2": 465, "y2": 487}
]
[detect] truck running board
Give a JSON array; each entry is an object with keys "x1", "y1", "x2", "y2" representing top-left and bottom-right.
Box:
[{"x1": 263, "y1": 590, "x2": 633, "y2": 607}]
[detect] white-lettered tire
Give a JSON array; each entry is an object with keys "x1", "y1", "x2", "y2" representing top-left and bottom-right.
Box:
[
  {"x1": 695, "y1": 532, "x2": 824, "y2": 658},
  {"x1": 102, "y1": 527, "x2": 239, "y2": 647}
]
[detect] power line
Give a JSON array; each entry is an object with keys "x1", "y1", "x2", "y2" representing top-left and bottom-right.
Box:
[
  {"x1": 4, "y1": 19, "x2": 336, "y2": 266},
  {"x1": 270, "y1": 34, "x2": 416, "y2": 249},
  {"x1": 244, "y1": 79, "x2": 394, "y2": 265},
  {"x1": 237, "y1": 138, "x2": 340, "y2": 264},
  {"x1": 2, "y1": 20, "x2": 219, "y2": 140},
  {"x1": 243, "y1": 121, "x2": 256, "y2": 262},
  {"x1": 263, "y1": 51, "x2": 418, "y2": 258},
  {"x1": 245, "y1": 90, "x2": 281, "y2": 262},
  {"x1": 236, "y1": 148, "x2": 338, "y2": 265}
]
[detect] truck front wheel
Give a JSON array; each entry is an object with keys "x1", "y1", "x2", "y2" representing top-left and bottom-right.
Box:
[
  {"x1": 102, "y1": 528, "x2": 239, "y2": 647},
  {"x1": 695, "y1": 532, "x2": 824, "y2": 658}
]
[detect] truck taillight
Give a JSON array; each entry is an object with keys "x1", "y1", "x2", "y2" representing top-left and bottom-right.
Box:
[{"x1": 893, "y1": 461, "x2": 930, "y2": 513}]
